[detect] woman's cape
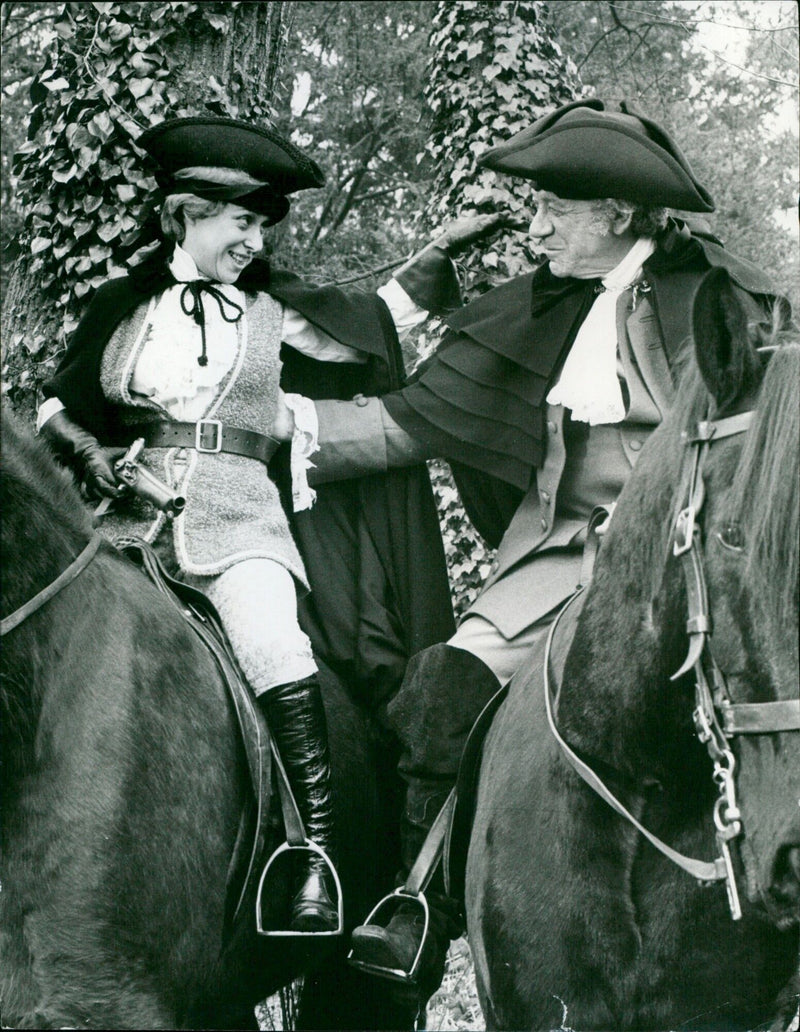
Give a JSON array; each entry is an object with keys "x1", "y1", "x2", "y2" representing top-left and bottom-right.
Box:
[{"x1": 44, "y1": 249, "x2": 455, "y2": 703}]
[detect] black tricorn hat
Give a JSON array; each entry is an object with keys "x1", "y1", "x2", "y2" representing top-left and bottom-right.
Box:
[
  {"x1": 138, "y1": 116, "x2": 326, "y2": 224},
  {"x1": 478, "y1": 99, "x2": 714, "y2": 212}
]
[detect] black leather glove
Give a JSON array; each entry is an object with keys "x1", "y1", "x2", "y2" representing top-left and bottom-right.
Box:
[
  {"x1": 395, "y1": 213, "x2": 511, "y2": 314},
  {"x1": 39, "y1": 409, "x2": 126, "y2": 500}
]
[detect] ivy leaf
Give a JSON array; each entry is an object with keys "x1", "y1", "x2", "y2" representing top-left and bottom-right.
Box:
[
  {"x1": 89, "y1": 244, "x2": 113, "y2": 262},
  {"x1": 107, "y1": 21, "x2": 133, "y2": 43},
  {"x1": 88, "y1": 111, "x2": 114, "y2": 141},
  {"x1": 203, "y1": 12, "x2": 230, "y2": 32},
  {"x1": 54, "y1": 16, "x2": 75, "y2": 40},
  {"x1": 77, "y1": 146, "x2": 101, "y2": 170},
  {"x1": 52, "y1": 164, "x2": 79, "y2": 183},
  {"x1": 44, "y1": 77, "x2": 71, "y2": 92},
  {"x1": 115, "y1": 184, "x2": 136, "y2": 202},
  {"x1": 129, "y1": 77, "x2": 153, "y2": 99},
  {"x1": 97, "y1": 222, "x2": 121, "y2": 242},
  {"x1": 30, "y1": 237, "x2": 52, "y2": 255}
]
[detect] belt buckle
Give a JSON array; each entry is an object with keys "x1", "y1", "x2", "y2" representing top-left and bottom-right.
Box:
[{"x1": 195, "y1": 419, "x2": 222, "y2": 453}]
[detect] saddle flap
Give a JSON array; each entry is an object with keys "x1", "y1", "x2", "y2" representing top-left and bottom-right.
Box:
[
  {"x1": 117, "y1": 538, "x2": 274, "y2": 924},
  {"x1": 443, "y1": 683, "x2": 510, "y2": 903}
]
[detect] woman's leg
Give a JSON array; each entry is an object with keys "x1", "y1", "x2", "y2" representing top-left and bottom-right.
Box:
[{"x1": 202, "y1": 559, "x2": 338, "y2": 932}]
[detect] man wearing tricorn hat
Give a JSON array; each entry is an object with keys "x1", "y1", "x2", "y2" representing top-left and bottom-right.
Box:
[
  {"x1": 36, "y1": 115, "x2": 483, "y2": 936},
  {"x1": 272, "y1": 98, "x2": 783, "y2": 1002}
]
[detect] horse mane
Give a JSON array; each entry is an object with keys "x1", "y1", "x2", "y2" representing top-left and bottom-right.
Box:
[
  {"x1": 1, "y1": 410, "x2": 94, "y2": 542},
  {"x1": 726, "y1": 342, "x2": 800, "y2": 628},
  {"x1": 654, "y1": 328, "x2": 800, "y2": 634}
]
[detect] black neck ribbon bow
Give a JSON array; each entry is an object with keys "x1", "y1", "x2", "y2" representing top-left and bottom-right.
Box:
[{"x1": 179, "y1": 281, "x2": 245, "y2": 367}]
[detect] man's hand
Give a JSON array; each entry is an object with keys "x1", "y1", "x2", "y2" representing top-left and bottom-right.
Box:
[
  {"x1": 272, "y1": 389, "x2": 296, "y2": 442},
  {"x1": 432, "y1": 212, "x2": 511, "y2": 256}
]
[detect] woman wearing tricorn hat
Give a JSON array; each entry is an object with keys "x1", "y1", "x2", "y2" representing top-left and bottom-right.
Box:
[
  {"x1": 36, "y1": 115, "x2": 489, "y2": 935},
  {"x1": 272, "y1": 98, "x2": 785, "y2": 1003}
]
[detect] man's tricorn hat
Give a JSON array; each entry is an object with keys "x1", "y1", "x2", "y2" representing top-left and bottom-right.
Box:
[
  {"x1": 478, "y1": 99, "x2": 714, "y2": 212},
  {"x1": 138, "y1": 116, "x2": 326, "y2": 225}
]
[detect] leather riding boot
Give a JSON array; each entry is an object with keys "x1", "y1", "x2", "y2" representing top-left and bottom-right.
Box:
[
  {"x1": 352, "y1": 643, "x2": 501, "y2": 1002},
  {"x1": 259, "y1": 676, "x2": 339, "y2": 932},
  {"x1": 350, "y1": 789, "x2": 463, "y2": 1001}
]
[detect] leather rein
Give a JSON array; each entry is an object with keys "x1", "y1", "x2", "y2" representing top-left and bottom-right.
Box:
[
  {"x1": 1, "y1": 533, "x2": 103, "y2": 636},
  {"x1": 545, "y1": 407, "x2": 800, "y2": 921}
]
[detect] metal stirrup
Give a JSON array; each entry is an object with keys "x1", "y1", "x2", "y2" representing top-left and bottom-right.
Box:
[
  {"x1": 255, "y1": 739, "x2": 343, "y2": 937},
  {"x1": 347, "y1": 790, "x2": 456, "y2": 983}
]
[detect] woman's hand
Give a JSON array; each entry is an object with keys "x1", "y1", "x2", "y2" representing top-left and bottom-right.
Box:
[
  {"x1": 272, "y1": 389, "x2": 296, "y2": 442},
  {"x1": 40, "y1": 410, "x2": 126, "y2": 498}
]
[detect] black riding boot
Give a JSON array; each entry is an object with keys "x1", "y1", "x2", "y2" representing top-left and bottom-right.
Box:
[
  {"x1": 350, "y1": 644, "x2": 501, "y2": 1003},
  {"x1": 259, "y1": 676, "x2": 338, "y2": 932}
]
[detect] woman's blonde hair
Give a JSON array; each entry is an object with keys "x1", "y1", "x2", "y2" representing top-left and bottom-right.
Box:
[{"x1": 160, "y1": 166, "x2": 268, "y2": 242}]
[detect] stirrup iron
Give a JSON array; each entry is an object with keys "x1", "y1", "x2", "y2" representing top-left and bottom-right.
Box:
[
  {"x1": 347, "y1": 888, "x2": 430, "y2": 983},
  {"x1": 256, "y1": 838, "x2": 343, "y2": 937}
]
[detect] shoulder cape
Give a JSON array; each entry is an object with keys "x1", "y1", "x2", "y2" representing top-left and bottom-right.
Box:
[
  {"x1": 45, "y1": 246, "x2": 455, "y2": 698},
  {"x1": 382, "y1": 220, "x2": 778, "y2": 545}
]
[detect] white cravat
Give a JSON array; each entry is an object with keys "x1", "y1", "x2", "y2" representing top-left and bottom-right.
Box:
[{"x1": 546, "y1": 237, "x2": 656, "y2": 424}]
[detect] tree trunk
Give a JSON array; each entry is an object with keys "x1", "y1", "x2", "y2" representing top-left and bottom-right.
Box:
[
  {"x1": 2, "y1": 1, "x2": 294, "y2": 418},
  {"x1": 422, "y1": 0, "x2": 579, "y2": 290},
  {"x1": 419, "y1": 0, "x2": 580, "y2": 616}
]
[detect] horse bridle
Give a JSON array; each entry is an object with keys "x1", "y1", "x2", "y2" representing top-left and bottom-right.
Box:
[
  {"x1": 0, "y1": 533, "x2": 103, "y2": 636},
  {"x1": 546, "y1": 407, "x2": 800, "y2": 921}
]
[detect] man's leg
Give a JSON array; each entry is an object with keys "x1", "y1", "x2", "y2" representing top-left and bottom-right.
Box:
[{"x1": 350, "y1": 615, "x2": 541, "y2": 1002}]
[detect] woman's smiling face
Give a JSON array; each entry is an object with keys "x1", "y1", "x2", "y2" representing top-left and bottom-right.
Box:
[{"x1": 182, "y1": 203, "x2": 269, "y2": 283}]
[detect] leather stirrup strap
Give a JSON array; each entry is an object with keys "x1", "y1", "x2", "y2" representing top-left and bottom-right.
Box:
[
  {"x1": 578, "y1": 503, "x2": 615, "y2": 589},
  {"x1": 269, "y1": 737, "x2": 307, "y2": 846},
  {"x1": 402, "y1": 788, "x2": 457, "y2": 897}
]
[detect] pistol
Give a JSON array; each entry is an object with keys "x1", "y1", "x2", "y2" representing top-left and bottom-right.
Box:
[{"x1": 94, "y1": 438, "x2": 186, "y2": 519}]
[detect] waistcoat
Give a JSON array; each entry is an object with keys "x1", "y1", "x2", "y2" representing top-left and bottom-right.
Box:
[{"x1": 97, "y1": 290, "x2": 307, "y2": 584}]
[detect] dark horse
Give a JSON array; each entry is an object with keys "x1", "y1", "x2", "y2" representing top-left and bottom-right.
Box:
[
  {"x1": 0, "y1": 411, "x2": 415, "y2": 1029},
  {"x1": 466, "y1": 269, "x2": 800, "y2": 1030}
]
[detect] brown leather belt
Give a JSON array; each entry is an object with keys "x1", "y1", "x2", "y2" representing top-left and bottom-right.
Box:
[{"x1": 141, "y1": 419, "x2": 280, "y2": 465}]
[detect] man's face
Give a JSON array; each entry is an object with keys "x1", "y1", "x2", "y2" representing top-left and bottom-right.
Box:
[{"x1": 528, "y1": 190, "x2": 627, "y2": 279}]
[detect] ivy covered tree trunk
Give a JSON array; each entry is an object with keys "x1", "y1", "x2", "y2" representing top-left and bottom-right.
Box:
[
  {"x1": 419, "y1": 0, "x2": 580, "y2": 615},
  {"x1": 2, "y1": 0, "x2": 294, "y2": 418},
  {"x1": 423, "y1": 0, "x2": 579, "y2": 290}
]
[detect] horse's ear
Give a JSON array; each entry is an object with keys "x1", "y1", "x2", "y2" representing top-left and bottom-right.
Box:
[{"x1": 691, "y1": 266, "x2": 760, "y2": 410}]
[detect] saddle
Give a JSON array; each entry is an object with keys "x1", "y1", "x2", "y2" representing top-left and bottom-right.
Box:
[
  {"x1": 117, "y1": 538, "x2": 286, "y2": 932},
  {"x1": 444, "y1": 504, "x2": 613, "y2": 903}
]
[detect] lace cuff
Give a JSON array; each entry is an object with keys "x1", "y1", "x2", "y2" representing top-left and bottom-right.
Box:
[{"x1": 285, "y1": 393, "x2": 319, "y2": 512}]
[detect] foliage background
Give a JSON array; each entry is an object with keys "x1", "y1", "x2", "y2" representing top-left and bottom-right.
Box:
[{"x1": 2, "y1": 1, "x2": 797, "y2": 618}]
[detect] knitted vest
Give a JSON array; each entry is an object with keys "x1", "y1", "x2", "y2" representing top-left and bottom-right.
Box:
[{"x1": 98, "y1": 290, "x2": 307, "y2": 584}]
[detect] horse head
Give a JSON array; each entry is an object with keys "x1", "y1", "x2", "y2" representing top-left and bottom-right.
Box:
[
  {"x1": 560, "y1": 267, "x2": 799, "y2": 929},
  {"x1": 690, "y1": 269, "x2": 800, "y2": 929}
]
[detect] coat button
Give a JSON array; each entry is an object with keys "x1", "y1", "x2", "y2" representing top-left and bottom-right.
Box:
[
  {"x1": 490, "y1": 559, "x2": 499, "y2": 573},
  {"x1": 547, "y1": 420, "x2": 557, "y2": 435},
  {"x1": 540, "y1": 518, "x2": 549, "y2": 531},
  {"x1": 629, "y1": 439, "x2": 642, "y2": 451},
  {"x1": 540, "y1": 490, "x2": 551, "y2": 504},
  {"x1": 353, "y1": 393, "x2": 369, "y2": 407}
]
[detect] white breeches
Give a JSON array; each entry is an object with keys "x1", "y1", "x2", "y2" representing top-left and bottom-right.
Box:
[{"x1": 202, "y1": 558, "x2": 317, "y2": 694}]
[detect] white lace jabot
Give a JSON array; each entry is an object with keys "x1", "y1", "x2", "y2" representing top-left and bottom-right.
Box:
[{"x1": 546, "y1": 237, "x2": 656, "y2": 424}]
